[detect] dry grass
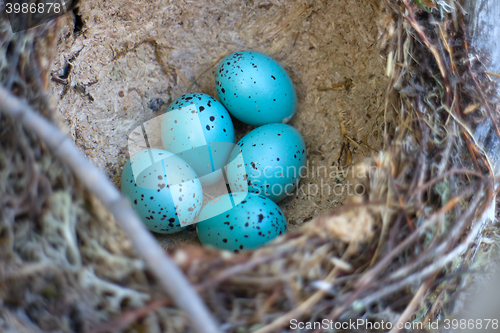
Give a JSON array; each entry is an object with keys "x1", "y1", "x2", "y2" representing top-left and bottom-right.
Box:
[{"x1": 0, "y1": 0, "x2": 499, "y2": 332}]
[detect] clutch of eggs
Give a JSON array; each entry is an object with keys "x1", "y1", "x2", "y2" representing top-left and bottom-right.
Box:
[
  {"x1": 215, "y1": 50, "x2": 297, "y2": 126},
  {"x1": 120, "y1": 148, "x2": 203, "y2": 234},
  {"x1": 160, "y1": 93, "x2": 235, "y2": 186},
  {"x1": 119, "y1": 50, "x2": 306, "y2": 253}
]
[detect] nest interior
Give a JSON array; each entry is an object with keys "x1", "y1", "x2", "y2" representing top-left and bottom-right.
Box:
[
  {"x1": 1, "y1": 0, "x2": 500, "y2": 332},
  {"x1": 50, "y1": 0, "x2": 389, "y2": 248}
]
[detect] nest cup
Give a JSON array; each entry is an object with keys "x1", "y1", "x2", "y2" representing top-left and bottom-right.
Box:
[{"x1": 0, "y1": 0, "x2": 499, "y2": 332}]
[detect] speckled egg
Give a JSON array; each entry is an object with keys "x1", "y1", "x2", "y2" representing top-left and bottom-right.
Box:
[
  {"x1": 120, "y1": 148, "x2": 203, "y2": 234},
  {"x1": 215, "y1": 50, "x2": 297, "y2": 126},
  {"x1": 161, "y1": 93, "x2": 235, "y2": 186},
  {"x1": 225, "y1": 123, "x2": 306, "y2": 202},
  {"x1": 196, "y1": 192, "x2": 287, "y2": 252}
]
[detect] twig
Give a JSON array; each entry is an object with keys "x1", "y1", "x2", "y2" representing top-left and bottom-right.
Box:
[
  {"x1": 355, "y1": 185, "x2": 472, "y2": 289},
  {"x1": 485, "y1": 71, "x2": 500, "y2": 79},
  {"x1": 0, "y1": 86, "x2": 221, "y2": 333},
  {"x1": 358, "y1": 216, "x2": 484, "y2": 306},
  {"x1": 403, "y1": 0, "x2": 450, "y2": 102},
  {"x1": 389, "y1": 277, "x2": 432, "y2": 333},
  {"x1": 256, "y1": 243, "x2": 356, "y2": 333},
  {"x1": 345, "y1": 135, "x2": 367, "y2": 156},
  {"x1": 195, "y1": 246, "x2": 297, "y2": 291},
  {"x1": 385, "y1": 184, "x2": 485, "y2": 282},
  {"x1": 88, "y1": 298, "x2": 171, "y2": 333},
  {"x1": 419, "y1": 288, "x2": 445, "y2": 331},
  {"x1": 319, "y1": 185, "x2": 480, "y2": 323}
]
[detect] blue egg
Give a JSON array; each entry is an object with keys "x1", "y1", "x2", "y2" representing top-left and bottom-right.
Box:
[
  {"x1": 196, "y1": 192, "x2": 287, "y2": 252},
  {"x1": 161, "y1": 93, "x2": 235, "y2": 186},
  {"x1": 225, "y1": 123, "x2": 306, "y2": 202},
  {"x1": 215, "y1": 50, "x2": 297, "y2": 126},
  {"x1": 120, "y1": 148, "x2": 203, "y2": 234}
]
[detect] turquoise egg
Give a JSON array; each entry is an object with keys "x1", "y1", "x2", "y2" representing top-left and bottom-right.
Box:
[
  {"x1": 215, "y1": 50, "x2": 297, "y2": 126},
  {"x1": 196, "y1": 192, "x2": 287, "y2": 252},
  {"x1": 161, "y1": 93, "x2": 235, "y2": 186},
  {"x1": 120, "y1": 148, "x2": 203, "y2": 234},
  {"x1": 225, "y1": 123, "x2": 306, "y2": 202}
]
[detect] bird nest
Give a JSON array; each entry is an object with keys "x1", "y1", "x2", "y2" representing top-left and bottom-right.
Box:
[{"x1": 0, "y1": 0, "x2": 499, "y2": 332}]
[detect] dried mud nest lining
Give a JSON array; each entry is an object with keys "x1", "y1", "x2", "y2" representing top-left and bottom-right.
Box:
[
  {"x1": 0, "y1": 0, "x2": 499, "y2": 332},
  {"x1": 50, "y1": 0, "x2": 388, "y2": 247}
]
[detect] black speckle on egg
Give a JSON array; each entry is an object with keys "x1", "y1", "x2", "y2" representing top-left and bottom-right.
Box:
[{"x1": 206, "y1": 125, "x2": 210, "y2": 131}]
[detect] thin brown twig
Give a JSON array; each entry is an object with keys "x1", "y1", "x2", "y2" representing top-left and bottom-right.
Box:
[
  {"x1": 355, "y1": 184, "x2": 472, "y2": 289},
  {"x1": 195, "y1": 246, "x2": 298, "y2": 291},
  {"x1": 322, "y1": 185, "x2": 475, "y2": 325},
  {"x1": 485, "y1": 71, "x2": 500, "y2": 79},
  {"x1": 0, "y1": 86, "x2": 221, "y2": 333},
  {"x1": 88, "y1": 298, "x2": 171, "y2": 333},
  {"x1": 389, "y1": 277, "x2": 433, "y2": 333},
  {"x1": 358, "y1": 216, "x2": 484, "y2": 307},
  {"x1": 384, "y1": 184, "x2": 486, "y2": 282},
  {"x1": 256, "y1": 242, "x2": 356, "y2": 333},
  {"x1": 419, "y1": 288, "x2": 445, "y2": 331}
]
